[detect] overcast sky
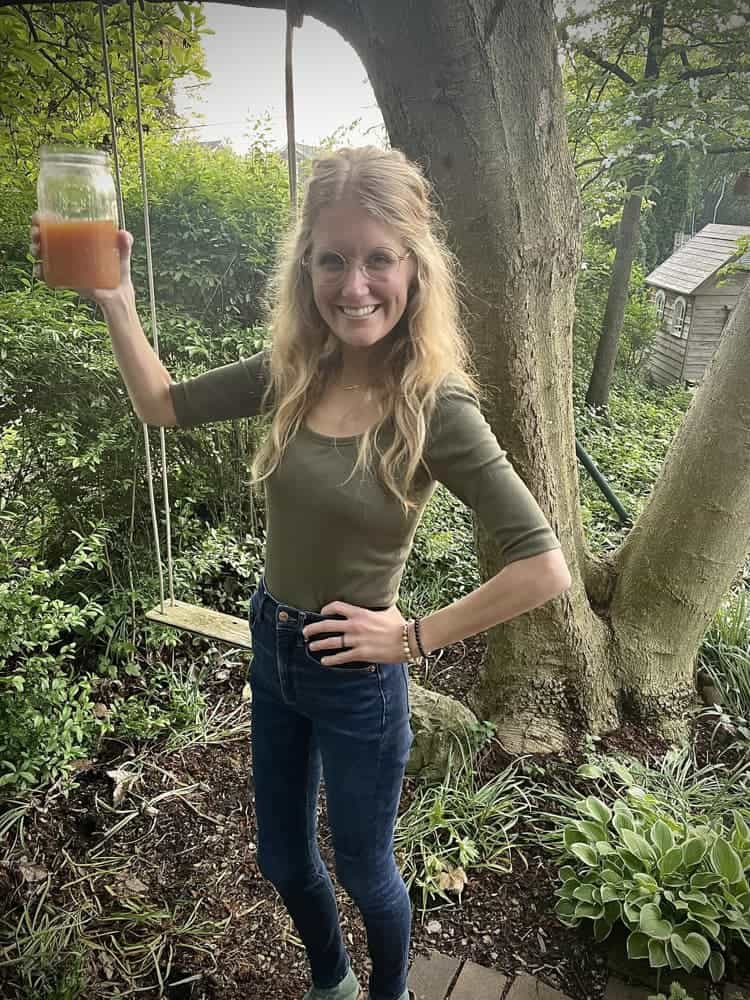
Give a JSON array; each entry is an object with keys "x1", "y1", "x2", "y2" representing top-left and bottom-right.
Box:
[{"x1": 173, "y1": 5, "x2": 385, "y2": 153}]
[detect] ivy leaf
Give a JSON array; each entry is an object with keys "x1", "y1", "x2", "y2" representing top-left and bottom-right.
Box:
[
  {"x1": 594, "y1": 918, "x2": 614, "y2": 942},
  {"x1": 576, "y1": 819, "x2": 608, "y2": 842},
  {"x1": 577, "y1": 763, "x2": 605, "y2": 779},
  {"x1": 613, "y1": 805, "x2": 636, "y2": 834},
  {"x1": 648, "y1": 938, "x2": 669, "y2": 968},
  {"x1": 622, "y1": 828, "x2": 655, "y2": 862},
  {"x1": 658, "y1": 846, "x2": 683, "y2": 877}
]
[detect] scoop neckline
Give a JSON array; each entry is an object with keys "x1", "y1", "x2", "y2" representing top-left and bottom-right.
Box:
[{"x1": 300, "y1": 422, "x2": 364, "y2": 445}]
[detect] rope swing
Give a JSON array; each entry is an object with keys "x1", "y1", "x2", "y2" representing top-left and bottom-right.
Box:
[{"x1": 95, "y1": 0, "x2": 301, "y2": 648}]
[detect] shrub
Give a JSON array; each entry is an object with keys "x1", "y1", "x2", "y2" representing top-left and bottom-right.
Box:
[
  {"x1": 0, "y1": 533, "x2": 115, "y2": 788},
  {"x1": 540, "y1": 752, "x2": 750, "y2": 982},
  {"x1": 121, "y1": 132, "x2": 289, "y2": 331},
  {"x1": 649, "y1": 983, "x2": 695, "y2": 1000},
  {"x1": 0, "y1": 283, "x2": 268, "y2": 568}
]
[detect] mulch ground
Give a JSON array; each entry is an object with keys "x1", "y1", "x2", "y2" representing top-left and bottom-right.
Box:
[{"x1": 0, "y1": 632, "x2": 747, "y2": 1000}]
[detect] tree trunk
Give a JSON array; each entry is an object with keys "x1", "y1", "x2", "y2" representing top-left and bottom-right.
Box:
[
  {"x1": 585, "y1": 177, "x2": 644, "y2": 410},
  {"x1": 610, "y1": 279, "x2": 750, "y2": 733},
  {"x1": 151, "y1": 0, "x2": 750, "y2": 752},
  {"x1": 584, "y1": 2, "x2": 665, "y2": 411}
]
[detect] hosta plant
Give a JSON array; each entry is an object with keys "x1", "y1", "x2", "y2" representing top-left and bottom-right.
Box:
[{"x1": 554, "y1": 794, "x2": 750, "y2": 982}]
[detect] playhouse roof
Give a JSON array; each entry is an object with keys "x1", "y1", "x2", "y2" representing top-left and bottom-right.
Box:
[{"x1": 645, "y1": 223, "x2": 750, "y2": 295}]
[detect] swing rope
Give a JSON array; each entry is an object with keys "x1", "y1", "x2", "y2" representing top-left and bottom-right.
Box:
[{"x1": 94, "y1": 0, "x2": 301, "y2": 646}]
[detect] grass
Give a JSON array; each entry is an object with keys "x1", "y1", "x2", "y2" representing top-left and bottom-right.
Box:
[
  {"x1": 531, "y1": 742, "x2": 750, "y2": 856},
  {"x1": 699, "y1": 588, "x2": 750, "y2": 743},
  {"x1": 395, "y1": 735, "x2": 529, "y2": 914}
]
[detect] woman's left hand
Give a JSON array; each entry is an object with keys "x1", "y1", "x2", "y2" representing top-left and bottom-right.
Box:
[{"x1": 302, "y1": 602, "x2": 407, "y2": 666}]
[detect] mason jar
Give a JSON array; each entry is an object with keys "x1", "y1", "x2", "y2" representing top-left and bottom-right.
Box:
[{"x1": 37, "y1": 145, "x2": 120, "y2": 290}]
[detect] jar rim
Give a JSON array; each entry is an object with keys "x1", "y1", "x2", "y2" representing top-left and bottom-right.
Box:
[{"x1": 40, "y1": 145, "x2": 109, "y2": 165}]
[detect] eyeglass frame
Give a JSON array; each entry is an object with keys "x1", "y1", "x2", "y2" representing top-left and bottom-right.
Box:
[{"x1": 301, "y1": 246, "x2": 413, "y2": 283}]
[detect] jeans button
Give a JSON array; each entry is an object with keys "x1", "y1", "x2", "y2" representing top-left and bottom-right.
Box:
[
  {"x1": 278, "y1": 610, "x2": 289, "y2": 622},
  {"x1": 368, "y1": 665, "x2": 375, "y2": 672}
]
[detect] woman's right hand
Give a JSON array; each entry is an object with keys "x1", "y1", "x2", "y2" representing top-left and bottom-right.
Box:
[{"x1": 30, "y1": 211, "x2": 135, "y2": 306}]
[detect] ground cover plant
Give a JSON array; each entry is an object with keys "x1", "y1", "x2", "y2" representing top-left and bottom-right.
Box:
[{"x1": 537, "y1": 750, "x2": 750, "y2": 982}]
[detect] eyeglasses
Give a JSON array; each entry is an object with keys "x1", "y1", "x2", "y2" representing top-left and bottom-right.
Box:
[{"x1": 303, "y1": 247, "x2": 412, "y2": 285}]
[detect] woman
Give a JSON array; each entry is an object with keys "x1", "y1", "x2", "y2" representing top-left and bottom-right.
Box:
[{"x1": 31, "y1": 146, "x2": 570, "y2": 1000}]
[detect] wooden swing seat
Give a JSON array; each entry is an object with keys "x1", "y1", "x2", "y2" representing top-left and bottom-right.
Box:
[{"x1": 145, "y1": 600, "x2": 252, "y2": 649}]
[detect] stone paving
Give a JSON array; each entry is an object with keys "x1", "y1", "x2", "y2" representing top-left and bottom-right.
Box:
[{"x1": 406, "y1": 951, "x2": 750, "y2": 1000}]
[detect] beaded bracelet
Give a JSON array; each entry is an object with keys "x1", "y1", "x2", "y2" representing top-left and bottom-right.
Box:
[
  {"x1": 413, "y1": 617, "x2": 428, "y2": 660},
  {"x1": 401, "y1": 621, "x2": 413, "y2": 662}
]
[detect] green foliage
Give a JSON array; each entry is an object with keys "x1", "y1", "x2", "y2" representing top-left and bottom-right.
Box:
[
  {"x1": 540, "y1": 751, "x2": 750, "y2": 980},
  {"x1": 574, "y1": 230, "x2": 659, "y2": 375},
  {"x1": 563, "y1": 3, "x2": 750, "y2": 209},
  {"x1": 110, "y1": 660, "x2": 207, "y2": 743},
  {"x1": 2, "y1": 128, "x2": 290, "y2": 328},
  {"x1": 640, "y1": 149, "x2": 701, "y2": 274},
  {"x1": 395, "y1": 738, "x2": 528, "y2": 912},
  {"x1": 649, "y1": 982, "x2": 695, "y2": 1000},
  {"x1": 574, "y1": 373, "x2": 691, "y2": 551},
  {"x1": 700, "y1": 589, "x2": 750, "y2": 743},
  {"x1": 400, "y1": 485, "x2": 480, "y2": 618},
  {"x1": 0, "y1": 533, "x2": 113, "y2": 789},
  {"x1": 0, "y1": 283, "x2": 267, "y2": 567},
  {"x1": 0, "y1": 2, "x2": 209, "y2": 170},
  {"x1": 169, "y1": 522, "x2": 265, "y2": 622},
  {"x1": 118, "y1": 132, "x2": 290, "y2": 330}
]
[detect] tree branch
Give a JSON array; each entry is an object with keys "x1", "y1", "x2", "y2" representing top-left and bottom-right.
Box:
[
  {"x1": 580, "y1": 164, "x2": 610, "y2": 191},
  {"x1": 680, "y1": 63, "x2": 744, "y2": 80},
  {"x1": 574, "y1": 43, "x2": 638, "y2": 86},
  {"x1": 15, "y1": 5, "x2": 102, "y2": 108},
  {"x1": 575, "y1": 155, "x2": 605, "y2": 169}
]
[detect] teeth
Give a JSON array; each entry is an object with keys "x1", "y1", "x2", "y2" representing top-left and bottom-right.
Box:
[{"x1": 341, "y1": 305, "x2": 378, "y2": 317}]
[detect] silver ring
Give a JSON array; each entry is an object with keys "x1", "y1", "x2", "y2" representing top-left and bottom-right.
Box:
[{"x1": 340, "y1": 634, "x2": 346, "y2": 650}]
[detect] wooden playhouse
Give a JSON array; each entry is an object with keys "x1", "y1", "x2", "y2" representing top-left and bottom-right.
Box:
[{"x1": 645, "y1": 223, "x2": 750, "y2": 387}]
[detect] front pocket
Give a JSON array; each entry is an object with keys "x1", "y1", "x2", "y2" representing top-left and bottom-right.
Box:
[{"x1": 301, "y1": 645, "x2": 377, "y2": 675}]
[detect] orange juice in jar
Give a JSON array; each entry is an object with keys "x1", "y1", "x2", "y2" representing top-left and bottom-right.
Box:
[{"x1": 37, "y1": 146, "x2": 120, "y2": 290}]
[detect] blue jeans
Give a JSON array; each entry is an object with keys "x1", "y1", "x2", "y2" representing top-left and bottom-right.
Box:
[{"x1": 248, "y1": 577, "x2": 414, "y2": 1000}]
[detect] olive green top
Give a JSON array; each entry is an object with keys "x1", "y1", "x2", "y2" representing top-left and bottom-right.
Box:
[{"x1": 169, "y1": 350, "x2": 560, "y2": 612}]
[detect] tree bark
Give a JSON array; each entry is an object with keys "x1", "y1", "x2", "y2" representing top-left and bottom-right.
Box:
[
  {"x1": 132, "y1": 0, "x2": 750, "y2": 752},
  {"x1": 610, "y1": 278, "x2": 750, "y2": 732}
]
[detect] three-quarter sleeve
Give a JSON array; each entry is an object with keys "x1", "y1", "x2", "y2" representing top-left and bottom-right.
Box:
[
  {"x1": 169, "y1": 349, "x2": 270, "y2": 428},
  {"x1": 424, "y1": 385, "x2": 561, "y2": 567}
]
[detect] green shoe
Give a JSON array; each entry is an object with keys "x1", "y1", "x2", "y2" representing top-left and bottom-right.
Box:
[
  {"x1": 303, "y1": 967, "x2": 362, "y2": 1000},
  {"x1": 366, "y1": 991, "x2": 414, "y2": 1000}
]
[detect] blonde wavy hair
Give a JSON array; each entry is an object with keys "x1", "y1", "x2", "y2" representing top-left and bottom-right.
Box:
[{"x1": 250, "y1": 146, "x2": 479, "y2": 513}]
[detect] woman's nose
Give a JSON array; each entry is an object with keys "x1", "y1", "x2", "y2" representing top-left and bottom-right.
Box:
[{"x1": 340, "y1": 263, "x2": 370, "y2": 298}]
